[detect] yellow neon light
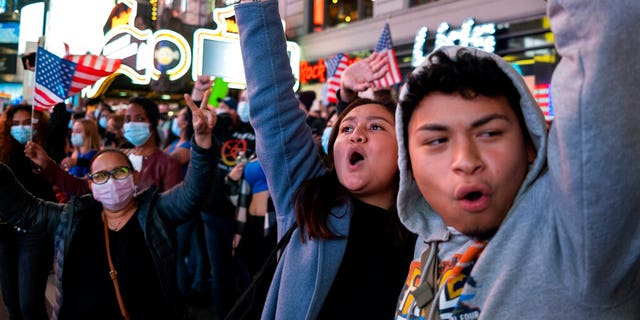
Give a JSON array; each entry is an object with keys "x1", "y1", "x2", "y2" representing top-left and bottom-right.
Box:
[{"x1": 150, "y1": 29, "x2": 191, "y2": 81}]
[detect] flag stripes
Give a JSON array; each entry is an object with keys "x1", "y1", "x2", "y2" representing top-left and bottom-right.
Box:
[
  {"x1": 325, "y1": 53, "x2": 349, "y2": 103},
  {"x1": 33, "y1": 46, "x2": 121, "y2": 110},
  {"x1": 372, "y1": 22, "x2": 402, "y2": 89}
]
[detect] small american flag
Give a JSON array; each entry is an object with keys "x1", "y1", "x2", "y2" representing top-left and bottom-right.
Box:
[
  {"x1": 34, "y1": 46, "x2": 121, "y2": 110},
  {"x1": 534, "y1": 83, "x2": 554, "y2": 121},
  {"x1": 372, "y1": 22, "x2": 402, "y2": 89},
  {"x1": 325, "y1": 53, "x2": 350, "y2": 103}
]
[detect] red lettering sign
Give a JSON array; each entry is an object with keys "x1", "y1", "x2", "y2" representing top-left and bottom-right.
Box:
[{"x1": 300, "y1": 59, "x2": 327, "y2": 84}]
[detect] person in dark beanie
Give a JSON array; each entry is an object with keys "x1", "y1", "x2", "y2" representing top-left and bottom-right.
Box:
[{"x1": 297, "y1": 90, "x2": 325, "y2": 152}]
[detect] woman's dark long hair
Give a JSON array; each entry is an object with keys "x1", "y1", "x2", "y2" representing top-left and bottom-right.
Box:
[
  {"x1": 0, "y1": 104, "x2": 49, "y2": 163},
  {"x1": 293, "y1": 97, "x2": 397, "y2": 242}
]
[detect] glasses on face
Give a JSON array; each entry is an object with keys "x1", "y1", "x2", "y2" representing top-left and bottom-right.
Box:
[{"x1": 88, "y1": 166, "x2": 132, "y2": 185}]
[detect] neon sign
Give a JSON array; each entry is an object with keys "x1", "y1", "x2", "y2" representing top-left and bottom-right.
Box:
[
  {"x1": 84, "y1": 0, "x2": 191, "y2": 97},
  {"x1": 300, "y1": 60, "x2": 327, "y2": 84},
  {"x1": 84, "y1": 1, "x2": 299, "y2": 96},
  {"x1": 412, "y1": 18, "x2": 496, "y2": 67}
]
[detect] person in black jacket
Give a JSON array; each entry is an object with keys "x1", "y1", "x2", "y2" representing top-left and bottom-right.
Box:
[
  {"x1": 0, "y1": 94, "x2": 218, "y2": 320},
  {"x1": 0, "y1": 104, "x2": 56, "y2": 320}
]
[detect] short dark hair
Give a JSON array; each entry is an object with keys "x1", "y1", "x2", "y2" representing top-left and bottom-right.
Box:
[{"x1": 400, "y1": 48, "x2": 531, "y2": 160}]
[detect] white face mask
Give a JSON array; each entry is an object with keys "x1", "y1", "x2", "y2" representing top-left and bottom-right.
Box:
[
  {"x1": 171, "y1": 117, "x2": 181, "y2": 137},
  {"x1": 128, "y1": 154, "x2": 143, "y2": 172},
  {"x1": 237, "y1": 101, "x2": 250, "y2": 123},
  {"x1": 321, "y1": 127, "x2": 332, "y2": 154},
  {"x1": 92, "y1": 175, "x2": 135, "y2": 211},
  {"x1": 71, "y1": 133, "x2": 84, "y2": 147}
]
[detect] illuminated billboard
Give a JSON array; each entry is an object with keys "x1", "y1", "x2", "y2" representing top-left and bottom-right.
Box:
[{"x1": 192, "y1": 6, "x2": 300, "y2": 90}]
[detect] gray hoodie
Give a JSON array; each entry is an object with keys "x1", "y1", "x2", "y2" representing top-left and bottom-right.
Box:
[{"x1": 394, "y1": 1, "x2": 640, "y2": 319}]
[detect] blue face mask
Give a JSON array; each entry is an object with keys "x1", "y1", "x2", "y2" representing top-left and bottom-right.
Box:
[
  {"x1": 123, "y1": 122, "x2": 151, "y2": 147},
  {"x1": 98, "y1": 117, "x2": 108, "y2": 129},
  {"x1": 237, "y1": 101, "x2": 250, "y2": 123},
  {"x1": 321, "y1": 127, "x2": 332, "y2": 154},
  {"x1": 171, "y1": 117, "x2": 181, "y2": 137},
  {"x1": 10, "y1": 125, "x2": 32, "y2": 145},
  {"x1": 93, "y1": 108, "x2": 101, "y2": 119},
  {"x1": 71, "y1": 133, "x2": 84, "y2": 147}
]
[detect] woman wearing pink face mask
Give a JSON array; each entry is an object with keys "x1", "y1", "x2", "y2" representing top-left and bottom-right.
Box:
[
  {"x1": 24, "y1": 97, "x2": 183, "y2": 198},
  {"x1": 0, "y1": 94, "x2": 218, "y2": 320}
]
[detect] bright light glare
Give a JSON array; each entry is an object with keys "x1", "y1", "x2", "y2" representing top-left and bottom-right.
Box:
[
  {"x1": 18, "y1": 3, "x2": 44, "y2": 55},
  {"x1": 45, "y1": 0, "x2": 115, "y2": 55}
]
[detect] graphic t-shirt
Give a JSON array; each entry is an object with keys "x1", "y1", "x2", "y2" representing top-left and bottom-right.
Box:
[{"x1": 395, "y1": 239, "x2": 487, "y2": 320}]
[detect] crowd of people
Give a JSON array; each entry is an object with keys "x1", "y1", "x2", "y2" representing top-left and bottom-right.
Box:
[{"x1": 1, "y1": 0, "x2": 639, "y2": 319}]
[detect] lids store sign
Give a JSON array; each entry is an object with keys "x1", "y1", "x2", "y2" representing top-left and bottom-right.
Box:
[{"x1": 412, "y1": 18, "x2": 496, "y2": 67}]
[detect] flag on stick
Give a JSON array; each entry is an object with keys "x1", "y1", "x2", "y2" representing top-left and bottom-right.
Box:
[
  {"x1": 33, "y1": 46, "x2": 121, "y2": 110},
  {"x1": 371, "y1": 22, "x2": 402, "y2": 89},
  {"x1": 325, "y1": 53, "x2": 350, "y2": 103}
]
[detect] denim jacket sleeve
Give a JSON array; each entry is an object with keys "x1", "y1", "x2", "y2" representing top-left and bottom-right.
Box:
[
  {"x1": 0, "y1": 162, "x2": 64, "y2": 232},
  {"x1": 236, "y1": 0, "x2": 327, "y2": 236},
  {"x1": 156, "y1": 138, "x2": 219, "y2": 224}
]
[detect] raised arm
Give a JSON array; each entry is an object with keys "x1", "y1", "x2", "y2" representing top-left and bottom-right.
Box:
[
  {"x1": 0, "y1": 162, "x2": 64, "y2": 233},
  {"x1": 235, "y1": 0, "x2": 327, "y2": 234},
  {"x1": 25, "y1": 141, "x2": 91, "y2": 195},
  {"x1": 157, "y1": 92, "x2": 218, "y2": 223},
  {"x1": 547, "y1": 0, "x2": 640, "y2": 296}
]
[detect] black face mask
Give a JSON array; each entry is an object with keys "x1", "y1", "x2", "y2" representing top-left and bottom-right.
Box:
[{"x1": 105, "y1": 131, "x2": 117, "y2": 142}]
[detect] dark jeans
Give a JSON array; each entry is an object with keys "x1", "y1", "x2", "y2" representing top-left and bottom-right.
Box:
[
  {"x1": 201, "y1": 213, "x2": 234, "y2": 320},
  {"x1": 0, "y1": 228, "x2": 52, "y2": 320},
  {"x1": 176, "y1": 216, "x2": 209, "y2": 296},
  {"x1": 234, "y1": 215, "x2": 278, "y2": 291}
]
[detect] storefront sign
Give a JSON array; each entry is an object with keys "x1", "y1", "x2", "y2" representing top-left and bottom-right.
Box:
[
  {"x1": 412, "y1": 18, "x2": 496, "y2": 67},
  {"x1": 300, "y1": 59, "x2": 326, "y2": 84}
]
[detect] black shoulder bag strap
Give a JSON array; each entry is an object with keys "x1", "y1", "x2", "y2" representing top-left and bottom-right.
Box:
[{"x1": 224, "y1": 222, "x2": 297, "y2": 320}]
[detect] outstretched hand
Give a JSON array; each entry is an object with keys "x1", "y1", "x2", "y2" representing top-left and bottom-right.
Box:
[
  {"x1": 24, "y1": 141, "x2": 51, "y2": 170},
  {"x1": 340, "y1": 52, "x2": 389, "y2": 102},
  {"x1": 185, "y1": 89, "x2": 216, "y2": 149}
]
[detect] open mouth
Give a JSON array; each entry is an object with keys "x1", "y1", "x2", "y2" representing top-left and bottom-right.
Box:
[
  {"x1": 349, "y1": 151, "x2": 364, "y2": 165},
  {"x1": 463, "y1": 191, "x2": 483, "y2": 201},
  {"x1": 456, "y1": 185, "x2": 491, "y2": 212}
]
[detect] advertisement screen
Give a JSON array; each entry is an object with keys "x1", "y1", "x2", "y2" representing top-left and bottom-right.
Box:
[
  {"x1": 0, "y1": 22, "x2": 20, "y2": 44},
  {"x1": 201, "y1": 38, "x2": 245, "y2": 84}
]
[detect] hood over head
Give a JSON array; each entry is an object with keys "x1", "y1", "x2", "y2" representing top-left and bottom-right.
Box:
[{"x1": 395, "y1": 46, "x2": 548, "y2": 241}]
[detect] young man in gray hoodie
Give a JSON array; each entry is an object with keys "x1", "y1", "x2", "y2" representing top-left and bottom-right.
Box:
[{"x1": 394, "y1": 1, "x2": 640, "y2": 319}]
